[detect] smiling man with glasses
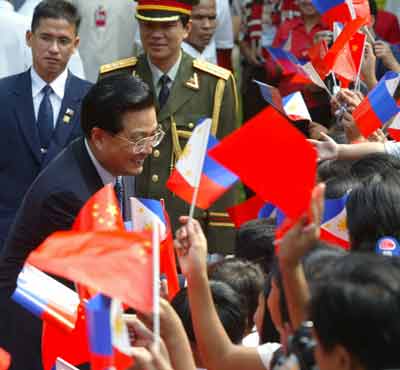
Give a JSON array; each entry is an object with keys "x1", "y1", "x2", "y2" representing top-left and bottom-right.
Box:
[{"x1": 0, "y1": 73, "x2": 156, "y2": 370}]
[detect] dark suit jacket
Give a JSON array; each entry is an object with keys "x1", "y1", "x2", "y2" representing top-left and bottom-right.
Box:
[
  {"x1": 0, "y1": 138, "x2": 103, "y2": 370},
  {"x1": 0, "y1": 69, "x2": 92, "y2": 249}
]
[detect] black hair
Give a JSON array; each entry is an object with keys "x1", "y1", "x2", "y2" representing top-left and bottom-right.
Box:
[
  {"x1": 270, "y1": 243, "x2": 347, "y2": 328},
  {"x1": 350, "y1": 153, "x2": 400, "y2": 183},
  {"x1": 324, "y1": 175, "x2": 358, "y2": 199},
  {"x1": 80, "y1": 74, "x2": 154, "y2": 138},
  {"x1": 208, "y1": 258, "x2": 264, "y2": 330},
  {"x1": 171, "y1": 280, "x2": 247, "y2": 344},
  {"x1": 368, "y1": 0, "x2": 377, "y2": 17},
  {"x1": 235, "y1": 218, "x2": 276, "y2": 275},
  {"x1": 311, "y1": 253, "x2": 400, "y2": 370},
  {"x1": 346, "y1": 171, "x2": 400, "y2": 252},
  {"x1": 32, "y1": 0, "x2": 81, "y2": 34},
  {"x1": 317, "y1": 159, "x2": 354, "y2": 183}
]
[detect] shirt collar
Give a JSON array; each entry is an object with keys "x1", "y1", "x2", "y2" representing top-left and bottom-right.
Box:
[
  {"x1": 31, "y1": 67, "x2": 69, "y2": 100},
  {"x1": 84, "y1": 139, "x2": 116, "y2": 186},
  {"x1": 0, "y1": 1, "x2": 14, "y2": 11},
  {"x1": 147, "y1": 51, "x2": 182, "y2": 87}
]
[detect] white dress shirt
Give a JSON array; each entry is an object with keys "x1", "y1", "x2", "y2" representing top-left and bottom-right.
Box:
[
  {"x1": 84, "y1": 139, "x2": 115, "y2": 186},
  {"x1": 147, "y1": 53, "x2": 182, "y2": 96},
  {"x1": 181, "y1": 41, "x2": 217, "y2": 64},
  {"x1": 0, "y1": 0, "x2": 31, "y2": 78},
  {"x1": 31, "y1": 67, "x2": 68, "y2": 127}
]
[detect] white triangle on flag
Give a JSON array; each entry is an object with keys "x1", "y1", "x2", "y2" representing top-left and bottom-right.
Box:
[
  {"x1": 321, "y1": 207, "x2": 349, "y2": 242},
  {"x1": 283, "y1": 91, "x2": 312, "y2": 121},
  {"x1": 175, "y1": 118, "x2": 212, "y2": 187}
]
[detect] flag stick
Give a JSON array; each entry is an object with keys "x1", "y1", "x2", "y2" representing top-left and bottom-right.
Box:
[
  {"x1": 189, "y1": 120, "x2": 211, "y2": 219},
  {"x1": 363, "y1": 26, "x2": 375, "y2": 44},
  {"x1": 355, "y1": 40, "x2": 366, "y2": 92},
  {"x1": 331, "y1": 72, "x2": 339, "y2": 95},
  {"x1": 152, "y1": 219, "x2": 160, "y2": 353}
]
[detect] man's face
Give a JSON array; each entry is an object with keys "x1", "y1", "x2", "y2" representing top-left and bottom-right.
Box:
[
  {"x1": 26, "y1": 17, "x2": 79, "y2": 82},
  {"x1": 139, "y1": 19, "x2": 191, "y2": 67},
  {"x1": 185, "y1": 0, "x2": 217, "y2": 52},
  {"x1": 93, "y1": 107, "x2": 158, "y2": 177}
]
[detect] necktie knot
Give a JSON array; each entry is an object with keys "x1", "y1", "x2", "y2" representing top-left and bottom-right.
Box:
[
  {"x1": 41, "y1": 84, "x2": 53, "y2": 97},
  {"x1": 159, "y1": 74, "x2": 170, "y2": 86}
]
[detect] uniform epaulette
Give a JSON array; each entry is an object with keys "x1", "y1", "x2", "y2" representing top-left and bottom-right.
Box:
[
  {"x1": 193, "y1": 59, "x2": 231, "y2": 81},
  {"x1": 99, "y1": 57, "x2": 137, "y2": 74}
]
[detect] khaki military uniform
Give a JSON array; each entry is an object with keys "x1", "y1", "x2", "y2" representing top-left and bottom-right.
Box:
[{"x1": 100, "y1": 51, "x2": 239, "y2": 254}]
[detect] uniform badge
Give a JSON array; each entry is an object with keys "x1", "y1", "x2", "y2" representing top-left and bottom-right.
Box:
[
  {"x1": 185, "y1": 72, "x2": 199, "y2": 90},
  {"x1": 63, "y1": 108, "x2": 75, "y2": 124}
]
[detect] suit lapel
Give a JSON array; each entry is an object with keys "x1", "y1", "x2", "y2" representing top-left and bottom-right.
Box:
[
  {"x1": 14, "y1": 71, "x2": 42, "y2": 164},
  {"x1": 157, "y1": 52, "x2": 197, "y2": 123},
  {"x1": 48, "y1": 73, "x2": 82, "y2": 151}
]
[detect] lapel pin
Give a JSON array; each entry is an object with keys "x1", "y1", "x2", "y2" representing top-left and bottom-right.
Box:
[
  {"x1": 185, "y1": 72, "x2": 199, "y2": 90},
  {"x1": 63, "y1": 108, "x2": 75, "y2": 124}
]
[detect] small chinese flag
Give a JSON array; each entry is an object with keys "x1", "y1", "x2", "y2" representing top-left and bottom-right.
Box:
[
  {"x1": 73, "y1": 184, "x2": 124, "y2": 232},
  {"x1": 209, "y1": 106, "x2": 317, "y2": 220}
]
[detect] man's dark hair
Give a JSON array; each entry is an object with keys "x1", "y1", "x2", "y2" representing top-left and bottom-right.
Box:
[
  {"x1": 311, "y1": 253, "x2": 400, "y2": 370},
  {"x1": 208, "y1": 258, "x2": 264, "y2": 330},
  {"x1": 350, "y1": 153, "x2": 400, "y2": 183},
  {"x1": 317, "y1": 159, "x2": 354, "y2": 183},
  {"x1": 171, "y1": 280, "x2": 247, "y2": 344},
  {"x1": 368, "y1": 0, "x2": 377, "y2": 17},
  {"x1": 235, "y1": 218, "x2": 276, "y2": 274},
  {"x1": 80, "y1": 74, "x2": 154, "y2": 138},
  {"x1": 347, "y1": 171, "x2": 400, "y2": 252},
  {"x1": 32, "y1": 0, "x2": 81, "y2": 34}
]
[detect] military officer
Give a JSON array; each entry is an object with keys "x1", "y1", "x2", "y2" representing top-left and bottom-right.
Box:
[{"x1": 99, "y1": 0, "x2": 239, "y2": 254}]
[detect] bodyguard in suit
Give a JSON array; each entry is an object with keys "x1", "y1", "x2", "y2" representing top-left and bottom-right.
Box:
[
  {"x1": 0, "y1": 0, "x2": 92, "y2": 250},
  {"x1": 100, "y1": 0, "x2": 240, "y2": 255},
  {"x1": 0, "y1": 74, "x2": 159, "y2": 370}
]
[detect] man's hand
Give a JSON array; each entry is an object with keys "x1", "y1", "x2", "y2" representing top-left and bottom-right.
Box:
[
  {"x1": 308, "y1": 132, "x2": 339, "y2": 161},
  {"x1": 278, "y1": 183, "x2": 325, "y2": 268},
  {"x1": 374, "y1": 40, "x2": 400, "y2": 72},
  {"x1": 362, "y1": 42, "x2": 378, "y2": 89},
  {"x1": 342, "y1": 111, "x2": 364, "y2": 142},
  {"x1": 174, "y1": 217, "x2": 208, "y2": 279}
]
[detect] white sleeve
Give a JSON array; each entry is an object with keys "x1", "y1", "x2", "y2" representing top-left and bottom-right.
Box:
[
  {"x1": 384, "y1": 141, "x2": 400, "y2": 159},
  {"x1": 257, "y1": 342, "x2": 281, "y2": 370},
  {"x1": 214, "y1": 0, "x2": 234, "y2": 49}
]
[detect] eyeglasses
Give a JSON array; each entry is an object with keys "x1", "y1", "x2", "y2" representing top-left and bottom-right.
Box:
[{"x1": 114, "y1": 127, "x2": 165, "y2": 154}]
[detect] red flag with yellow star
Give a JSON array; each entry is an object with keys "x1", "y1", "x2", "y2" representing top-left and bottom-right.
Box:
[
  {"x1": 27, "y1": 230, "x2": 153, "y2": 313},
  {"x1": 73, "y1": 184, "x2": 124, "y2": 232}
]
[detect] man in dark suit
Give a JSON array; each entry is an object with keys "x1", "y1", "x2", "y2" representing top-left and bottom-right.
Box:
[
  {"x1": 0, "y1": 74, "x2": 159, "y2": 370},
  {"x1": 0, "y1": 0, "x2": 92, "y2": 250}
]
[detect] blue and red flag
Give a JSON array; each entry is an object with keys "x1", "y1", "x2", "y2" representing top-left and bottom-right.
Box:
[
  {"x1": 253, "y1": 80, "x2": 284, "y2": 113},
  {"x1": 312, "y1": 0, "x2": 353, "y2": 26},
  {"x1": 353, "y1": 71, "x2": 400, "y2": 138},
  {"x1": 12, "y1": 264, "x2": 80, "y2": 331},
  {"x1": 266, "y1": 47, "x2": 308, "y2": 77},
  {"x1": 130, "y1": 197, "x2": 179, "y2": 300},
  {"x1": 86, "y1": 294, "x2": 113, "y2": 370},
  {"x1": 320, "y1": 194, "x2": 350, "y2": 249},
  {"x1": 167, "y1": 119, "x2": 238, "y2": 209}
]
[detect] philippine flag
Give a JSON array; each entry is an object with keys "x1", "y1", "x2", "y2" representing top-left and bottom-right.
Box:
[
  {"x1": 12, "y1": 264, "x2": 80, "y2": 330},
  {"x1": 311, "y1": 0, "x2": 353, "y2": 26},
  {"x1": 282, "y1": 91, "x2": 312, "y2": 121},
  {"x1": 253, "y1": 80, "x2": 284, "y2": 113},
  {"x1": 85, "y1": 295, "x2": 132, "y2": 370},
  {"x1": 167, "y1": 118, "x2": 238, "y2": 209},
  {"x1": 320, "y1": 195, "x2": 350, "y2": 249},
  {"x1": 353, "y1": 71, "x2": 400, "y2": 138},
  {"x1": 388, "y1": 113, "x2": 400, "y2": 142},
  {"x1": 130, "y1": 197, "x2": 167, "y2": 240},
  {"x1": 266, "y1": 47, "x2": 304, "y2": 76}
]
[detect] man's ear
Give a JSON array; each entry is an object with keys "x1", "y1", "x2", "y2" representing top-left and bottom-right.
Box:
[
  {"x1": 184, "y1": 19, "x2": 192, "y2": 38},
  {"x1": 73, "y1": 35, "x2": 80, "y2": 49},
  {"x1": 331, "y1": 344, "x2": 361, "y2": 370},
  {"x1": 26, "y1": 30, "x2": 33, "y2": 48},
  {"x1": 90, "y1": 127, "x2": 107, "y2": 150}
]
